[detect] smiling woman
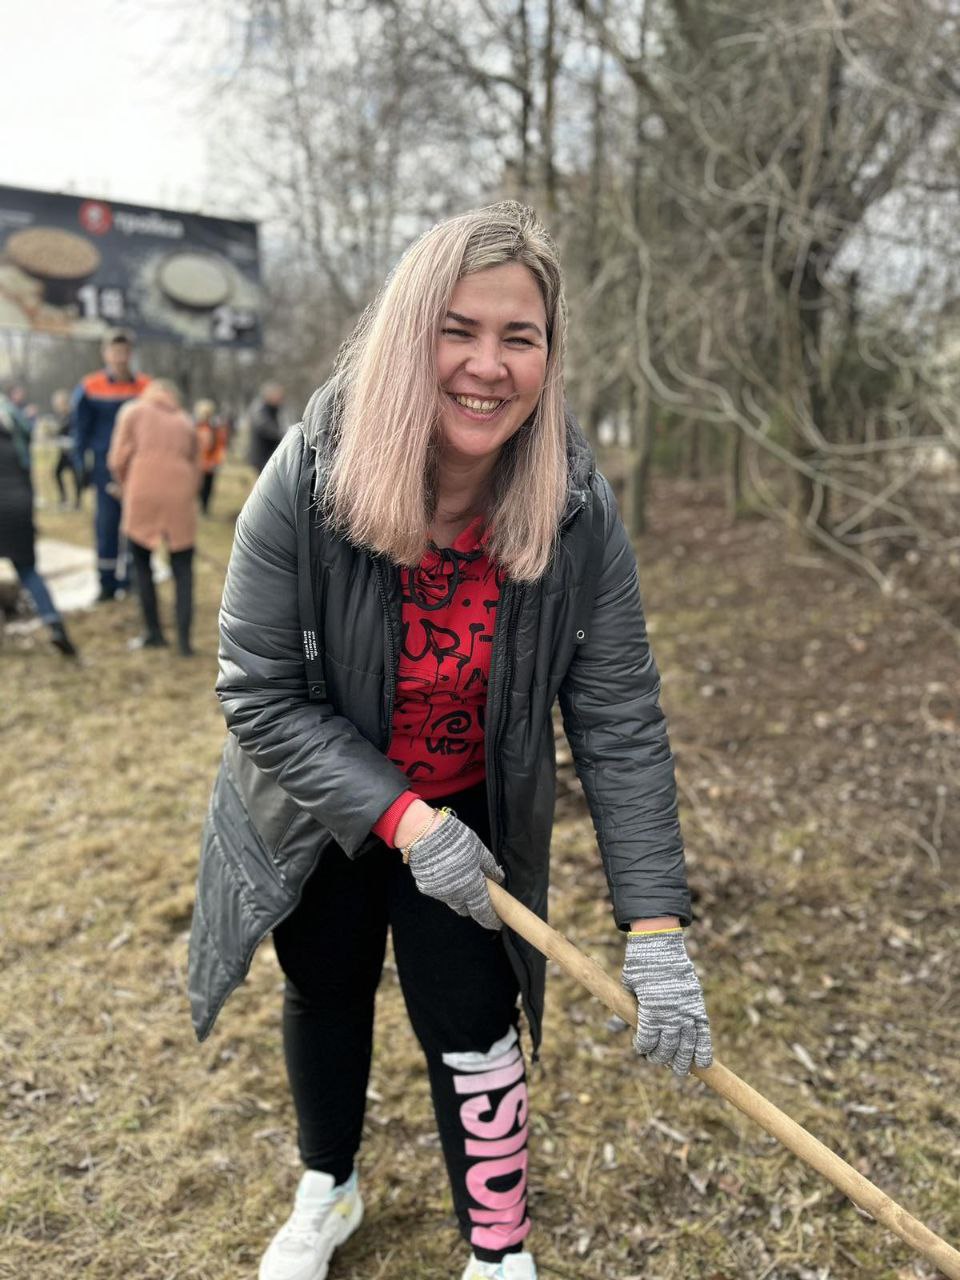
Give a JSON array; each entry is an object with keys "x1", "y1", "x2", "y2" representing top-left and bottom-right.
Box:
[
  {"x1": 327, "y1": 204, "x2": 568, "y2": 582},
  {"x1": 435, "y1": 263, "x2": 548, "y2": 496},
  {"x1": 190, "y1": 201, "x2": 709, "y2": 1280}
]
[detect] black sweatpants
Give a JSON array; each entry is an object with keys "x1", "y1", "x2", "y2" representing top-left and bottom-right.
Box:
[
  {"x1": 199, "y1": 471, "x2": 216, "y2": 514},
  {"x1": 273, "y1": 782, "x2": 531, "y2": 1261},
  {"x1": 129, "y1": 539, "x2": 193, "y2": 652},
  {"x1": 54, "y1": 449, "x2": 81, "y2": 507}
]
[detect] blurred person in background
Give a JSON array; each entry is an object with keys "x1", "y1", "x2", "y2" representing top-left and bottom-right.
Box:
[
  {"x1": 246, "y1": 380, "x2": 286, "y2": 474},
  {"x1": 189, "y1": 203, "x2": 710, "y2": 1280},
  {"x1": 194, "y1": 398, "x2": 229, "y2": 516},
  {"x1": 108, "y1": 379, "x2": 199, "y2": 656},
  {"x1": 51, "y1": 389, "x2": 82, "y2": 510},
  {"x1": 7, "y1": 383, "x2": 38, "y2": 433},
  {"x1": 0, "y1": 389, "x2": 77, "y2": 657},
  {"x1": 71, "y1": 330, "x2": 150, "y2": 602}
]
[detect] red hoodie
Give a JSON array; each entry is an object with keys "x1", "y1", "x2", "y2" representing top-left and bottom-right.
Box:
[{"x1": 373, "y1": 516, "x2": 501, "y2": 844}]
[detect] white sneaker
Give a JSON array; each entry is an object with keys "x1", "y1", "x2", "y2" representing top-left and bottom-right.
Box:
[
  {"x1": 258, "y1": 1170, "x2": 363, "y2": 1280},
  {"x1": 460, "y1": 1251, "x2": 537, "y2": 1279}
]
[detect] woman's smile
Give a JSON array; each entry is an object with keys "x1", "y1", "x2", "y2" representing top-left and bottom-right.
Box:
[
  {"x1": 436, "y1": 261, "x2": 548, "y2": 464},
  {"x1": 446, "y1": 392, "x2": 512, "y2": 422}
]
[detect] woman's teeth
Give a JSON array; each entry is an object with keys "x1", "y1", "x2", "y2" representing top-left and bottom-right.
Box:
[{"x1": 454, "y1": 394, "x2": 503, "y2": 413}]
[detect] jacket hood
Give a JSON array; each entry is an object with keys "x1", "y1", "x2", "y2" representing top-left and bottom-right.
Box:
[
  {"x1": 300, "y1": 378, "x2": 595, "y2": 520},
  {"x1": 140, "y1": 386, "x2": 180, "y2": 414}
]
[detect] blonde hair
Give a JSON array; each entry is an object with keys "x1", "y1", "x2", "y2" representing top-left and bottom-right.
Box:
[
  {"x1": 144, "y1": 378, "x2": 182, "y2": 407},
  {"x1": 327, "y1": 202, "x2": 568, "y2": 582},
  {"x1": 194, "y1": 398, "x2": 216, "y2": 421}
]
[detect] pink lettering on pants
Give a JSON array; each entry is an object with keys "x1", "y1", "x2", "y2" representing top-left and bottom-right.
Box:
[{"x1": 446, "y1": 1034, "x2": 531, "y2": 1253}]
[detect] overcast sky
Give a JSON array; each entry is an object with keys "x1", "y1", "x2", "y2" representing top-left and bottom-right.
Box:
[
  {"x1": 2, "y1": 0, "x2": 951, "y2": 312},
  {"x1": 0, "y1": 0, "x2": 233, "y2": 218}
]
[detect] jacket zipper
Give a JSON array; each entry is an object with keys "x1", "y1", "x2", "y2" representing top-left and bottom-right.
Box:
[
  {"x1": 373, "y1": 559, "x2": 399, "y2": 745},
  {"x1": 486, "y1": 580, "x2": 522, "y2": 861},
  {"x1": 485, "y1": 491, "x2": 590, "y2": 860}
]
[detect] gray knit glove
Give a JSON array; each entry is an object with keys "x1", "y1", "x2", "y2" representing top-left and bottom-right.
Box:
[
  {"x1": 620, "y1": 930, "x2": 713, "y2": 1076},
  {"x1": 406, "y1": 814, "x2": 505, "y2": 931}
]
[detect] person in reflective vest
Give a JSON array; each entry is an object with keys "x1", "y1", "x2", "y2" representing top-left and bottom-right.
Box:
[{"x1": 71, "y1": 330, "x2": 150, "y2": 601}]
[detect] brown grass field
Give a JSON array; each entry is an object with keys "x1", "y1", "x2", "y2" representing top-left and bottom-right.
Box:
[{"x1": 1, "y1": 454, "x2": 958, "y2": 1280}]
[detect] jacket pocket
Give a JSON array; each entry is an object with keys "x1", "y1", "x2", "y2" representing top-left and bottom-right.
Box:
[
  {"x1": 223, "y1": 735, "x2": 302, "y2": 863},
  {"x1": 214, "y1": 752, "x2": 290, "y2": 895},
  {"x1": 221, "y1": 734, "x2": 331, "y2": 884}
]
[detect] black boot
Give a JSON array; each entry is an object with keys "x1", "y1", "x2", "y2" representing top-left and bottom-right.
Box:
[
  {"x1": 172, "y1": 548, "x2": 195, "y2": 658},
  {"x1": 128, "y1": 630, "x2": 167, "y2": 650},
  {"x1": 49, "y1": 620, "x2": 78, "y2": 658},
  {"x1": 129, "y1": 540, "x2": 165, "y2": 647}
]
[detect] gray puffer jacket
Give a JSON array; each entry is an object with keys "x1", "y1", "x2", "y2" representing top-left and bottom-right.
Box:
[{"x1": 188, "y1": 383, "x2": 690, "y2": 1045}]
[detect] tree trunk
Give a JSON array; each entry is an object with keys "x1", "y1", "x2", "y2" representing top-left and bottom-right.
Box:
[
  {"x1": 541, "y1": 0, "x2": 558, "y2": 217},
  {"x1": 685, "y1": 419, "x2": 702, "y2": 479},
  {"x1": 789, "y1": 446, "x2": 828, "y2": 547},
  {"x1": 517, "y1": 0, "x2": 532, "y2": 195},
  {"x1": 781, "y1": 278, "x2": 831, "y2": 542},
  {"x1": 586, "y1": 0, "x2": 607, "y2": 277},
  {"x1": 726, "y1": 427, "x2": 745, "y2": 521},
  {"x1": 627, "y1": 380, "x2": 654, "y2": 537}
]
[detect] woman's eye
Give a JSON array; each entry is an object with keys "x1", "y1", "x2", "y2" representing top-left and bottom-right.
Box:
[{"x1": 440, "y1": 328, "x2": 537, "y2": 349}]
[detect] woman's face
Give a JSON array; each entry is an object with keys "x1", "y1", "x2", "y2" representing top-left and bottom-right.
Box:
[{"x1": 436, "y1": 262, "x2": 548, "y2": 467}]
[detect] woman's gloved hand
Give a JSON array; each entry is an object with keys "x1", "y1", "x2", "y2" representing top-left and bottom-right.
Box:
[
  {"x1": 620, "y1": 929, "x2": 713, "y2": 1076},
  {"x1": 406, "y1": 812, "x2": 505, "y2": 931}
]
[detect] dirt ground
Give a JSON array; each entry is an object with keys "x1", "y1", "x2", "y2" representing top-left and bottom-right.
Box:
[{"x1": 1, "y1": 457, "x2": 958, "y2": 1280}]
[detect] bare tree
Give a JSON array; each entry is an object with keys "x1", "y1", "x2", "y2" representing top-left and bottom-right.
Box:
[
  {"x1": 574, "y1": 0, "x2": 960, "y2": 579},
  {"x1": 173, "y1": 0, "x2": 960, "y2": 600}
]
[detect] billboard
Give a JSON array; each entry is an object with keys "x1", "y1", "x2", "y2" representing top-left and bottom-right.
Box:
[{"x1": 0, "y1": 184, "x2": 261, "y2": 347}]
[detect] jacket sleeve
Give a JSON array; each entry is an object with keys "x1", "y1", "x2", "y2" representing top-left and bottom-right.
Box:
[
  {"x1": 71, "y1": 383, "x2": 91, "y2": 461},
  {"x1": 185, "y1": 418, "x2": 201, "y2": 477},
  {"x1": 107, "y1": 403, "x2": 136, "y2": 484},
  {"x1": 558, "y1": 475, "x2": 691, "y2": 929},
  {"x1": 215, "y1": 426, "x2": 410, "y2": 856}
]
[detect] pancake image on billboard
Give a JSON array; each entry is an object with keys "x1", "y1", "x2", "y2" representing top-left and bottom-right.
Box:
[
  {"x1": 6, "y1": 227, "x2": 101, "y2": 303},
  {"x1": 157, "y1": 251, "x2": 232, "y2": 310},
  {"x1": 0, "y1": 183, "x2": 261, "y2": 347}
]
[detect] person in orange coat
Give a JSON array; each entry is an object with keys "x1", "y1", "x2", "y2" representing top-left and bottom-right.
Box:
[
  {"x1": 194, "y1": 398, "x2": 230, "y2": 516},
  {"x1": 108, "y1": 379, "x2": 200, "y2": 654}
]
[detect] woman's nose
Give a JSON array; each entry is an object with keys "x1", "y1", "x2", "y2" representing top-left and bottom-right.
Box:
[{"x1": 464, "y1": 338, "x2": 506, "y2": 382}]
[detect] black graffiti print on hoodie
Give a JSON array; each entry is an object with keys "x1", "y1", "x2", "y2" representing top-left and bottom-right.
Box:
[{"x1": 388, "y1": 516, "x2": 502, "y2": 797}]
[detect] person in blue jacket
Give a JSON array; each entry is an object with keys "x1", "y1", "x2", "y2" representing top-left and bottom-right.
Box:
[{"x1": 71, "y1": 331, "x2": 150, "y2": 601}]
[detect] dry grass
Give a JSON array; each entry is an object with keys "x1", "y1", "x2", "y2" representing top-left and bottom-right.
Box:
[{"x1": 1, "y1": 464, "x2": 958, "y2": 1280}]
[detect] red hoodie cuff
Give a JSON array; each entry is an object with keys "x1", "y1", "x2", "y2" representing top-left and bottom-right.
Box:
[{"x1": 371, "y1": 791, "x2": 419, "y2": 847}]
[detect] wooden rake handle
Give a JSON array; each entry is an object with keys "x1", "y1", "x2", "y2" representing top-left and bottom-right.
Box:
[{"x1": 487, "y1": 880, "x2": 960, "y2": 1279}]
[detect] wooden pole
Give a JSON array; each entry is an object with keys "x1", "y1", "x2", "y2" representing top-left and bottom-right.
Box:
[{"x1": 487, "y1": 880, "x2": 960, "y2": 1279}]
